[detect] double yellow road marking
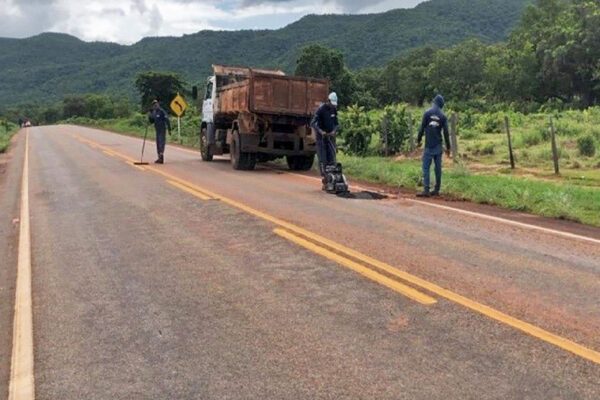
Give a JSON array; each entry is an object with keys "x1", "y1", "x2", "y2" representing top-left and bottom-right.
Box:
[
  {"x1": 74, "y1": 133, "x2": 600, "y2": 365},
  {"x1": 167, "y1": 180, "x2": 212, "y2": 201},
  {"x1": 274, "y1": 229, "x2": 436, "y2": 305}
]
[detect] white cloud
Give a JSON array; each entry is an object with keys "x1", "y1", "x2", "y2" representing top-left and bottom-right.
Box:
[{"x1": 0, "y1": 0, "x2": 426, "y2": 43}]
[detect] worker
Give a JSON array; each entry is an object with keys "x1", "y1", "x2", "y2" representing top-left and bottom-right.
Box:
[
  {"x1": 18, "y1": 118, "x2": 23, "y2": 128},
  {"x1": 311, "y1": 92, "x2": 339, "y2": 190},
  {"x1": 416, "y1": 94, "x2": 451, "y2": 197},
  {"x1": 148, "y1": 99, "x2": 171, "y2": 164}
]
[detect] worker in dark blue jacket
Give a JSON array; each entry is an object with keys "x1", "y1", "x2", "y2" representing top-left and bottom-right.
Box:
[
  {"x1": 416, "y1": 94, "x2": 451, "y2": 197},
  {"x1": 311, "y1": 92, "x2": 339, "y2": 188},
  {"x1": 149, "y1": 99, "x2": 171, "y2": 164}
]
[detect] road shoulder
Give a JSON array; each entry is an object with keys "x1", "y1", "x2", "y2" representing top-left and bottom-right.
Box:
[{"x1": 0, "y1": 131, "x2": 25, "y2": 398}]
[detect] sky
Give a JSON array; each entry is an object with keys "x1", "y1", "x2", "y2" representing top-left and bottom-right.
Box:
[{"x1": 0, "y1": 0, "x2": 425, "y2": 44}]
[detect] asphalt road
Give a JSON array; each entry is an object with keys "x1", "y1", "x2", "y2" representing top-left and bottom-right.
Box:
[{"x1": 1, "y1": 125, "x2": 599, "y2": 399}]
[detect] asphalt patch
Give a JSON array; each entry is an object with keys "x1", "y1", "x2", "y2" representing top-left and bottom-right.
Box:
[{"x1": 337, "y1": 191, "x2": 388, "y2": 200}]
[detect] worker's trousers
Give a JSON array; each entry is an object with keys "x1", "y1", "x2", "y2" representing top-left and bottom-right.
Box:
[
  {"x1": 155, "y1": 128, "x2": 166, "y2": 158},
  {"x1": 316, "y1": 132, "x2": 336, "y2": 177},
  {"x1": 422, "y1": 145, "x2": 443, "y2": 192}
]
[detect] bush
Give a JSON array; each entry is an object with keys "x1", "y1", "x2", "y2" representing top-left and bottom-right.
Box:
[
  {"x1": 519, "y1": 129, "x2": 544, "y2": 147},
  {"x1": 476, "y1": 112, "x2": 504, "y2": 133},
  {"x1": 480, "y1": 142, "x2": 495, "y2": 155},
  {"x1": 460, "y1": 129, "x2": 480, "y2": 140},
  {"x1": 577, "y1": 135, "x2": 596, "y2": 157},
  {"x1": 379, "y1": 104, "x2": 410, "y2": 156},
  {"x1": 339, "y1": 105, "x2": 376, "y2": 156}
]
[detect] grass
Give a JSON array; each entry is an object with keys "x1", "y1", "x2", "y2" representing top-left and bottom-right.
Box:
[{"x1": 0, "y1": 123, "x2": 18, "y2": 153}]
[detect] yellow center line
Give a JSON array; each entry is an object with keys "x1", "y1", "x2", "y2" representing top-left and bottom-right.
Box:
[
  {"x1": 275, "y1": 229, "x2": 436, "y2": 305},
  {"x1": 167, "y1": 180, "x2": 212, "y2": 200},
  {"x1": 75, "y1": 134, "x2": 600, "y2": 365},
  {"x1": 10, "y1": 129, "x2": 35, "y2": 400}
]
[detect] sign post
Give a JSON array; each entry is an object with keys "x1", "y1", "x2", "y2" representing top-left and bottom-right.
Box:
[{"x1": 170, "y1": 93, "x2": 188, "y2": 144}]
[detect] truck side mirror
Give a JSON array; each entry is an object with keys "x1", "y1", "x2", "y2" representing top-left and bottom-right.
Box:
[{"x1": 192, "y1": 86, "x2": 198, "y2": 100}]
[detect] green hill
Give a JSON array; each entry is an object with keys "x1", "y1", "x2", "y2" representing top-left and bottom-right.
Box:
[{"x1": 0, "y1": 0, "x2": 529, "y2": 108}]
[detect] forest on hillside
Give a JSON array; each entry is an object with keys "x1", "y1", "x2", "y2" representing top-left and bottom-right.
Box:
[{"x1": 0, "y1": 0, "x2": 528, "y2": 109}]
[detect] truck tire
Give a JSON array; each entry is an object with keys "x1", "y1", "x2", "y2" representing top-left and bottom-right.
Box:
[
  {"x1": 200, "y1": 126, "x2": 213, "y2": 161},
  {"x1": 286, "y1": 155, "x2": 315, "y2": 171},
  {"x1": 231, "y1": 130, "x2": 257, "y2": 170}
]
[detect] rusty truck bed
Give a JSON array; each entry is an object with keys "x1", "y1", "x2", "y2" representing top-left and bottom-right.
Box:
[{"x1": 218, "y1": 72, "x2": 329, "y2": 117}]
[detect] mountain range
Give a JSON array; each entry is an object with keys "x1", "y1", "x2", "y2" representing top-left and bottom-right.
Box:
[{"x1": 0, "y1": 0, "x2": 530, "y2": 109}]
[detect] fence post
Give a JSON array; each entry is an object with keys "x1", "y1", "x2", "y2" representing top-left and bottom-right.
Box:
[
  {"x1": 450, "y1": 113, "x2": 459, "y2": 162},
  {"x1": 504, "y1": 116, "x2": 515, "y2": 169},
  {"x1": 408, "y1": 114, "x2": 415, "y2": 153},
  {"x1": 381, "y1": 115, "x2": 389, "y2": 157},
  {"x1": 549, "y1": 117, "x2": 560, "y2": 175}
]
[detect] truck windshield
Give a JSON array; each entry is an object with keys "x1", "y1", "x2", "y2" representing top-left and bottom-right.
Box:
[{"x1": 205, "y1": 81, "x2": 213, "y2": 100}]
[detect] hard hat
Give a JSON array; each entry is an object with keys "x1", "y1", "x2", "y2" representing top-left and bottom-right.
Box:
[{"x1": 328, "y1": 92, "x2": 338, "y2": 106}]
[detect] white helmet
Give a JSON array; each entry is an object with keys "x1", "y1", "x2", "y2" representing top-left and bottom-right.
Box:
[{"x1": 328, "y1": 92, "x2": 338, "y2": 106}]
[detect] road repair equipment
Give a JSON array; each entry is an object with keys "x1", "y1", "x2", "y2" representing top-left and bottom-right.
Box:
[
  {"x1": 324, "y1": 163, "x2": 349, "y2": 194},
  {"x1": 322, "y1": 136, "x2": 349, "y2": 194},
  {"x1": 134, "y1": 124, "x2": 150, "y2": 166}
]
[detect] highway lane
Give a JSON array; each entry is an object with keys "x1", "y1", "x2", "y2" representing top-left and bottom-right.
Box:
[{"x1": 1, "y1": 126, "x2": 599, "y2": 399}]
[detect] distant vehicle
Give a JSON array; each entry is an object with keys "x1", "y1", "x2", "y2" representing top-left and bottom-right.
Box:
[
  {"x1": 24, "y1": 120, "x2": 32, "y2": 127},
  {"x1": 195, "y1": 65, "x2": 329, "y2": 170}
]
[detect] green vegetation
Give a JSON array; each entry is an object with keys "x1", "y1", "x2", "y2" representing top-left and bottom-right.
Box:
[
  {"x1": 135, "y1": 72, "x2": 185, "y2": 111},
  {"x1": 0, "y1": 0, "x2": 529, "y2": 109},
  {"x1": 0, "y1": 121, "x2": 18, "y2": 153},
  {"x1": 356, "y1": 0, "x2": 600, "y2": 109}
]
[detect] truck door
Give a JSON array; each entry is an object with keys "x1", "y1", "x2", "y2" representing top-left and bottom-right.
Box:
[{"x1": 202, "y1": 77, "x2": 215, "y2": 124}]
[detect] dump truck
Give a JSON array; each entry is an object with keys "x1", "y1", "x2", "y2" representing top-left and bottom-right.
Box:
[{"x1": 196, "y1": 65, "x2": 329, "y2": 170}]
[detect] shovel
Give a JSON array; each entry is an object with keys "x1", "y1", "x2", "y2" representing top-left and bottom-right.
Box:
[{"x1": 134, "y1": 124, "x2": 150, "y2": 166}]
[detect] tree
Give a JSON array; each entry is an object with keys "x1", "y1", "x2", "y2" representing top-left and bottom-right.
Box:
[
  {"x1": 380, "y1": 47, "x2": 436, "y2": 106},
  {"x1": 294, "y1": 44, "x2": 357, "y2": 107},
  {"x1": 135, "y1": 71, "x2": 185, "y2": 112},
  {"x1": 508, "y1": 0, "x2": 600, "y2": 106},
  {"x1": 63, "y1": 96, "x2": 88, "y2": 119}
]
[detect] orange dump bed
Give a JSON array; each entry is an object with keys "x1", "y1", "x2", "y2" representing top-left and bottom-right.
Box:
[{"x1": 218, "y1": 72, "x2": 329, "y2": 117}]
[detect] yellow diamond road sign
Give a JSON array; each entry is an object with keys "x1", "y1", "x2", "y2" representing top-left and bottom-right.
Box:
[{"x1": 170, "y1": 94, "x2": 188, "y2": 117}]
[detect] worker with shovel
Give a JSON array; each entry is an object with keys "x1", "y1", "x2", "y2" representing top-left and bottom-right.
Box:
[
  {"x1": 416, "y1": 94, "x2": 451, "y2": 197},
  {"x1": 148, "y1": 99, "x2": 171, "y2": 164}
]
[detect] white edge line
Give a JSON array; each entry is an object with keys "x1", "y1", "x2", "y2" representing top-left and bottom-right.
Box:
[
  {"x1": 9, "y1": 129, "x2": 35, "y2": 400},
  {"x1": 407, "y1": 199, "x2": 600, "y2": 245}
]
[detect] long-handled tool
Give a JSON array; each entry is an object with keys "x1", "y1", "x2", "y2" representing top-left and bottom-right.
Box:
[{"x1": 134, "y1": 124, "x2": 150, "y2": 165}]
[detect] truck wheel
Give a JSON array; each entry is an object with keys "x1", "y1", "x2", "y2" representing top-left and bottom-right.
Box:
[
  {"x1": 231, "y1": 131, "x2": 257, "y2": 171},
  {"x1": 200, "y1": 127, "x2": 213, "y2": 161},
  {"x1": 286, "y1": 155, "x2": 315, "y2": 171}
]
